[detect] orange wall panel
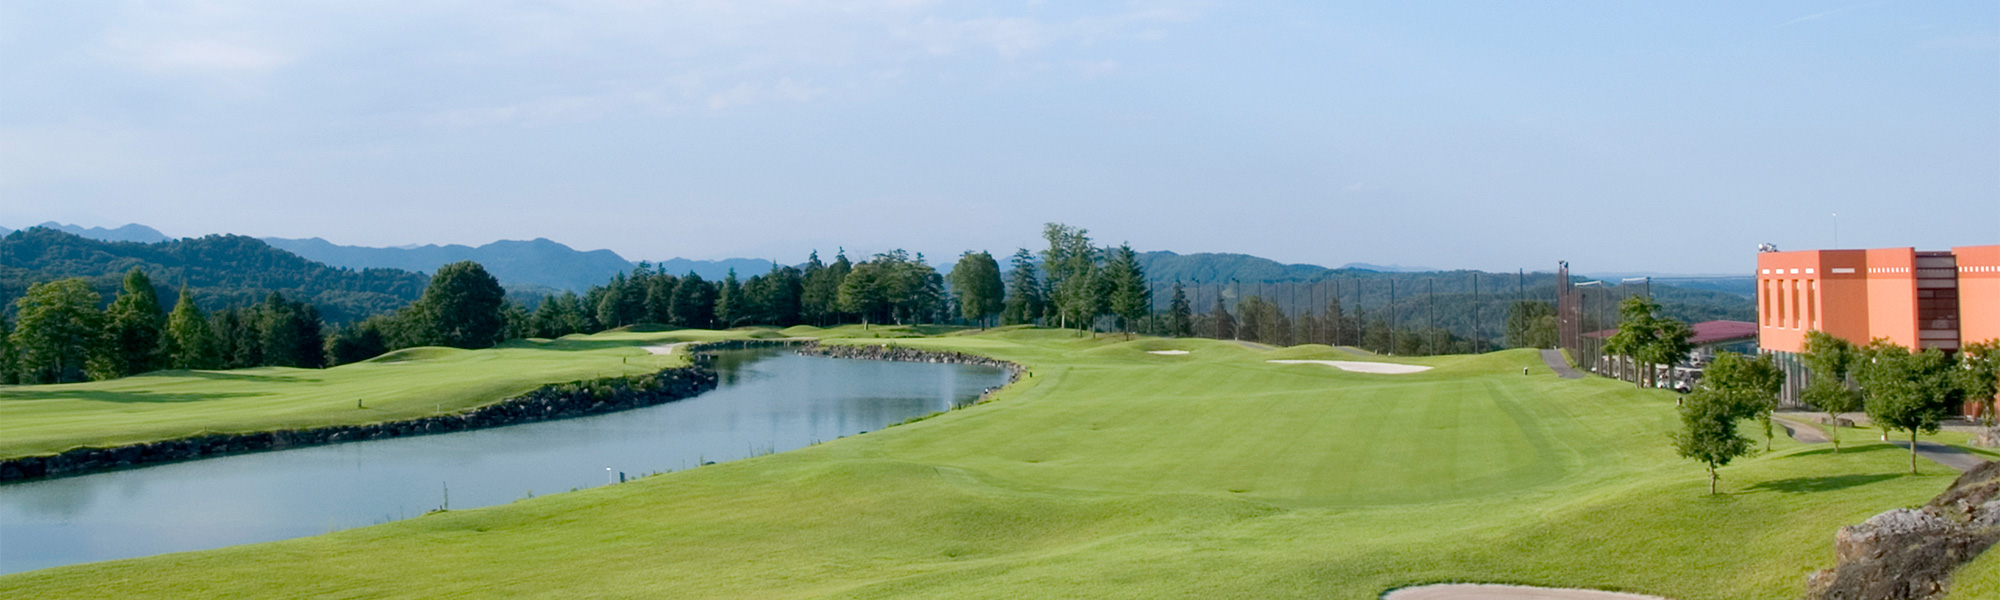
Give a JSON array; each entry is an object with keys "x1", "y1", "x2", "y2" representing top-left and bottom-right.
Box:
[{"x1": 1957, "y1": 245, "x2": 2000, "y2": 346}]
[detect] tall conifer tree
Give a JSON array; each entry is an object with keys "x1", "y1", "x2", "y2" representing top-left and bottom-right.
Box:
[
  {"x1": 165, "y1": 286, "x2": 221, "y2": 369},
  {"x1": 99, "y1": 268, "x2": 167, "y2": 378}
]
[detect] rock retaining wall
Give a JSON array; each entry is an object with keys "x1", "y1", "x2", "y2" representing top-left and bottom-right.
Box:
[
  {"x1": 794, "y1": 342, "x2": 1025, "y2": 386},
  {"x1": 0, "y1": 364, "x2": 720, "y2": 482}
]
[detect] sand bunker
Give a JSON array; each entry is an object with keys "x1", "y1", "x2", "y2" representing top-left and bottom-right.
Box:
[
  {"x1": 642, "y1": 343, "x2": 688, "y2": 355},
  {"x1": 1266, "y1": 359, "x2": 1431, "y2": 374},
  {"x1": 1146, "y1": 350, "x2": 1191, "y2": 355},
  {"x1": 1383, "y1": 584, "x2": 1671, "y2": 600}
]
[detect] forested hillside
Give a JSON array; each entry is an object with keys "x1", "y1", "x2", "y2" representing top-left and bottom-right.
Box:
[{"x1": 1, "y1": 228, "x2": 425, "y2": 323}]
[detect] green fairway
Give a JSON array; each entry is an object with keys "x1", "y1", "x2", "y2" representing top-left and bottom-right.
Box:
[
  {"x1": 0, "y1": 328, "x2": 781, "y2": 459},
  {"x1": 0, "y1": 328, "x2": 1983, "y2": 598}
]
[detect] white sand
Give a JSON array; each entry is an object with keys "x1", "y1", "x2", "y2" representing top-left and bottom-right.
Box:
[
  {"x1": 1265, "y1": 359, "x2": 1432, "y2": 374},
  {"x1": 642, "y1": 343, "x2": 688, "y2": 355},
  {"x1": 1383, "y1": 584, "x2": 1671, "y2": 600},
  {"x1": 1146, "y1": 350, "x2": 1191, "y2": 355}
]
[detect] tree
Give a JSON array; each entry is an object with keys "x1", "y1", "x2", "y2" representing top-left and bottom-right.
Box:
[
  {"x1": 1000, "y1": 249, "x2": 1045, "y2": 326},
  {"x1": 1800, "y1": 331, "x2": 1863, "y2": 451},
  {"x1": 644, "y1": 273, "x2": 681, "y2": 326},
  {"x1": 670, "y1": 273, "x2": 715, "y2": 329},
  {"x1": 324, "y1": 320, "x2": 388, "y2": 366},
  {"x1": 11, "y1": 279, "x2": 104, "y2": 383},
  {"x1": 211, "y1": 308, "x2": 255, "y2": 368},
  {"x1": 1605, "y1": 295, "x2": 1692, "y2": 388},
  {"x1": 1504, "y1": 300, "x2": 1557, "y2": 348},
  {"x1": 1167, "y1": 282, "x2": 1193, "y2": 337},
  {"x1": 1106, "y1": 244, "x2": 1149, "y2": 339},
  {"x1": 803, "y1": 251, "x2": 850, "y2": 326},
  {"x1": 1672, "y1": 386, "x2": 1757, "y2": 495},
  {"x1": 949, "y1": 251, "x2": 1005, "y2": 328},
  {"x1": 258, "y1": 293, "x2": 325, "y2": 368},
  {"x1": 838, "y1": 260, "x2": 891, "y2": 327},
  {"x1": 97, "y1": 268, "x2": 167, "y2": 378},
  {"x1": 0, "y1": 314, "x2": 16, "y2": 384},
  {"x1": 1040, "y1": 223, "x2": 1098, "y2": 331},
  {"x1": 1702, "y1": 352, "x2": 1785, "y2": 451},
  {"x1": 595, "y1": 273, "x2": 645, "y2": 329},
  {"x1": 165, "y1": 286, "x2": 221, "y2": 370},
  {"x1": 408, "y1": 261, "x2": 507, "y2": 349},
  {"x1": 1855, "y1": 340, "x2": 1964, "y2": 474},
  {"x1": 1957, "y1": 339, "x2": 2000, "y2": 426},
  {"x1": 715, "y1": 269, "x2": 742, "y2": 328},
  {"x1": 1209, "y1": 296, "x2": 1236, "y2": 340}
]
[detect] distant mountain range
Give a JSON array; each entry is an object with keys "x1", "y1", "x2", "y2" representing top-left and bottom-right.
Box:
[
  {"x1": 263, "y1": 237, "x2": 777, "y2": 292},
  {"x1": 9, "y1": 222, "x2": 172, "y2": 244},
  {"x1": 262, "y1": 237, "x2": 636, "y2": 293}
]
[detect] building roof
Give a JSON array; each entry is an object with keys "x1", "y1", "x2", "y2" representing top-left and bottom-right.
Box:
[{"x1": 1584, "y1": 320, "x2": 1758, "y2": 346}]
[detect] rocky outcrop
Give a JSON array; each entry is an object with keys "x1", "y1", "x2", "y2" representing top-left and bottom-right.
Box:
[
  {"x1": 0, "y1": 364, "x2": 720, "y2": 482},
  {"x1": 795, "y1": 342, "x2": 1025, "y2": 384},
  {"x1": 1804, "y1": 460, "x2": 2000, "y2": 600}
]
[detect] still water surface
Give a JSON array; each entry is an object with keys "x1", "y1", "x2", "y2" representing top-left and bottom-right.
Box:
[{"x1": 0, "y1": 349, "x2": 1007, "y2": 575}]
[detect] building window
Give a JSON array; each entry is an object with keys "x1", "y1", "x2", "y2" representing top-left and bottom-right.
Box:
[{"x1": 1807, "y1": 281, "x2": 1816, "y2": 330}]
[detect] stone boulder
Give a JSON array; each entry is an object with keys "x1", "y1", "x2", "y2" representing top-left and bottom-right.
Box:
[{"x1": 1804, "y1": 460, "x2": 2000, "y2": 599}]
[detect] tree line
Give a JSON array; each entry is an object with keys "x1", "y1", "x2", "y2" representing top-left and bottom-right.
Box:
[{"x1": 3, "y1": 221, "x2": 1598, "y2": 384}]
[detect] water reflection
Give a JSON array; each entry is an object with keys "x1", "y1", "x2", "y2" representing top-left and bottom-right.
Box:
[{"x1": 0, "y1": 349, "x2": 1006, "y2": 575}]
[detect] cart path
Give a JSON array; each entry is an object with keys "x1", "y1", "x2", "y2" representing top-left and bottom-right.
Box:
[
  {"x1": 1772, "y1": 416, "x2": 1987, "y2": 473},
  {"x1": 1540, "y1": 349, "x2": 1582, "y2": 379}
]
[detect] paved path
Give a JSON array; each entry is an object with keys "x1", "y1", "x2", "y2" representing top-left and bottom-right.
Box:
[
  {"x1": 1540, "y1": 349, "x2": 1582, "y2": 379},
  {"x1": 1772, "y1": 416, "x2": 1986, "y2": 473},
  {"x1": 1772, "y1": 416, "x2": 1831, "y2": 444},
  {"x1": 1887, "y1": 440, "x2": 1989, "y2": 473},
  {"x1": 1384, "y1": 584, "x2": 1670, "y2": 600},
  {"x1": 1234, "y1": 340, "x2": 1274, "y2": 351}
]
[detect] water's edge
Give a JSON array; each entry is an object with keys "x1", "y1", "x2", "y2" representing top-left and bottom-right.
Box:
[{"x1": 0, "y1": 340, "x2": 1025, "y2": 482}]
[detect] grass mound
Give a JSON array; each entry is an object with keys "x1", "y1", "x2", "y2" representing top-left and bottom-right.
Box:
[{"x1": 364, "y1": 347, "x2": 464, "y2": 363}]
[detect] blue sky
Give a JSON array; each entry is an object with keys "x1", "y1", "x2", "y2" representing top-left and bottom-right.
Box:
[{"x1": 3, "y1": 1, "x2": 1994, "y2": 273}]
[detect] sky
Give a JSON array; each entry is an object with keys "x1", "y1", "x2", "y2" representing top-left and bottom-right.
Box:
[{"x1": 2, "y1": 1, "x2": 1995, "y2": 274}]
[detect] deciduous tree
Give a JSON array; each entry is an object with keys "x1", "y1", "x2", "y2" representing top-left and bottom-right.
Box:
[
  {"x1": 1702, "y1": 352, "x2": 1785, "y2": 451},
  {"x1": 1801, "y1": 331, "x2": 1862, "y2": 451},
  {"x1": 11, "y1": 278, "x2": 103, "y2": 384},
  {"x1": 408, "y1": 261, "x2": 507, "y2": 349},
  {"x1": 1672, "y1": 386, "x2": 1756, "y2": 495},
  {"x1": 949, "y1": 251, "x2": 1005, "y2": 328},
  {"x1": 1957, "y1": 339, "x2": 2000, "y2": 426},
  {"x1": 1505, "y1": 300, "x2": 1557, "y2": 348},
  {"x1": 1855, "y1": 340, "x2": 1963, "y2": 474}
]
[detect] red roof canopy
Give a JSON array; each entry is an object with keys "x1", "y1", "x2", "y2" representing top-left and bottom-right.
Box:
[{"x1": 1584, "y1": 320, "x2": 1757, "y2": 346}]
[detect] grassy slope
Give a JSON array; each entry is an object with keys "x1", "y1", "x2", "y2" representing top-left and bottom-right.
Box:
[
  {"x1": 0, "y1": 328, "x2": 783, "y2": 459},
  {"x1": 0, "y1": 327, "x2": 1978, "y2": 598}
]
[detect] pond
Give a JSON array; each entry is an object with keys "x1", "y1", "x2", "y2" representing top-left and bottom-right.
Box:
[{"x1": 0, "y1": 348, "x2": 1009, "y2": 575}]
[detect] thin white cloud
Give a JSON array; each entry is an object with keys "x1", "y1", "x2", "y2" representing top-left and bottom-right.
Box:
[{"x1": 1779, "y1": 2, "x2": 1884, "y2": 27}]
